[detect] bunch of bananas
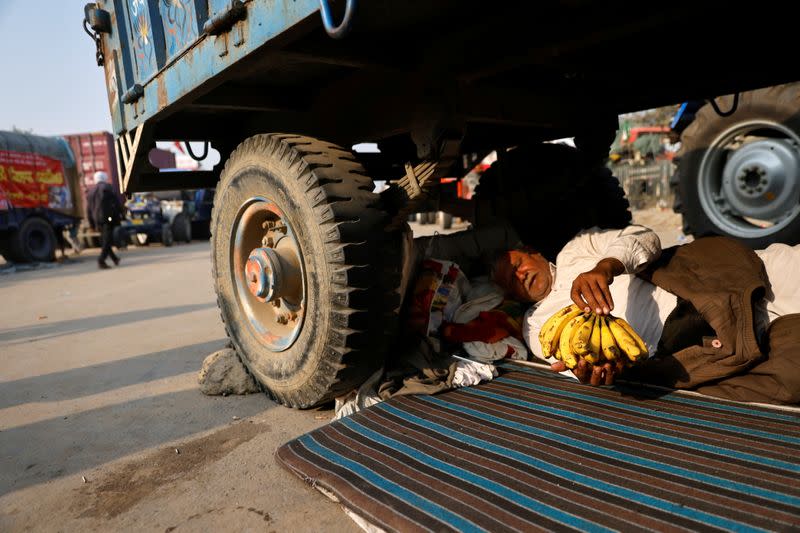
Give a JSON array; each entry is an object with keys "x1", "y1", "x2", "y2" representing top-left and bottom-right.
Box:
[{"x1": 538, "y1": 304, "x2": 648, "y2": 369}]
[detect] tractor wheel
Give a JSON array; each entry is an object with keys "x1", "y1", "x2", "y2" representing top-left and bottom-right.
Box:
[
  {"x1": 9, "y1": 217, "x2": 57, "y2": 263},
  {"x1": 161, "y1": 225, "x2": 174, "y2": 247},
  {"x1": 211, "y1": 134, "x2": 398, "y2": 408},
  {"x1": 674, "y1": 84, "x2": 800, "y2": 248},
  {"x1": 172, "y1": 213, "x2": 192, "y2": 243},
  {"x1": 474, "y1": 143, "x2": 630, "y2": 261}
]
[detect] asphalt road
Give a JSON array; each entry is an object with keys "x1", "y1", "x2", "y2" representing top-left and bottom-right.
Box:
[{"x1": 0, "y1": 241, "x2": 358, "y2": 532}]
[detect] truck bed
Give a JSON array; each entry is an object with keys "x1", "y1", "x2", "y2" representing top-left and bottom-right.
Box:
[{"x1": 96, "y1": 0, "x2": 798, "y2": 190}]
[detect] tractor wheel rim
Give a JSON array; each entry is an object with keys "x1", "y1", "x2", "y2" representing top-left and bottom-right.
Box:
[
  {"x1": 697, "y1": 120, "x2": 800, "y2": 238},
  {"x1": 231, "y1": 197, "x2": 306, "y2": 352}
]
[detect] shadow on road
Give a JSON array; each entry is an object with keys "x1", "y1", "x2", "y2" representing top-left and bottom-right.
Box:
[
  {"x1": 0, "y1": 339, "x2": 228, "y2": 410},
  {"x1": 0, "y1": 302, "x2": 216, "y2": 344},
  {"x1": 0, "y1": 388, "x2": 274, "y2": 497}
]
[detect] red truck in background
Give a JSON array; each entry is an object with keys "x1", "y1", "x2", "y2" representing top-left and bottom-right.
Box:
[{"x1": 0, "y1": 130, "x2": 182, "y2": 263}]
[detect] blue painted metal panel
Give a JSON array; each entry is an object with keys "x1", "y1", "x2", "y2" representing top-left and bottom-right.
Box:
[
  {"x1": 126, "y1": 0, "x2": 160, "y2": 81},
  {"x1": 158, "y1": 0, "x2": 202, "y2": 61},
  {"x1": 99, "y1": 0, "x2": 321, "y2": 134}
]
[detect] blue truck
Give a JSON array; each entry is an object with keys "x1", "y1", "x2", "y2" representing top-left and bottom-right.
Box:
[{"x1": 85, "y1": 1, "x2": 800, "y2": 407}]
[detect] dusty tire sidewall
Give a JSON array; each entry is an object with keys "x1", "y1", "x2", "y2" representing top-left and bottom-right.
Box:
[
  {"x1": 18, "y1": 218, "x2": 56, "y2": 262},
  {"x1": 678, "y1": 88, "x2": 800, "y2": 245},
  {"x1": 212, "y1": 151, "x2": 329, "y2": 398}
]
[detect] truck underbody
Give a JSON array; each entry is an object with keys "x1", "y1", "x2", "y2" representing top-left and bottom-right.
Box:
[{"x1": 106, "y1": 1, "x2": 799, "y2": 192}]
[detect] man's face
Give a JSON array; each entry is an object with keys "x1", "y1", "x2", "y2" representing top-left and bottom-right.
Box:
[{"x1": 493, "y1": 249, "x2": 553, "y2": 303}]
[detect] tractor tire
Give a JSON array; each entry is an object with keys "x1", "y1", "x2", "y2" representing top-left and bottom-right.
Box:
[
  {"x1": 9, "y1": 217, "x2": 57, "y2": 263},
  {"x1": 161, "y1": 225, "x2": 174, "y2": 247},
  {"x1": 674, "y1": 84, "x2": 800, "y2": 248},
  {"x1": 474, "y1": 143, "x2": 630, "y2": 261},
  {"x1": 211, "y1": 134, "x2": 398, "y2": 408},
  {"x1": 172, "y1": 213, "x2": 192, "y2": 243}
]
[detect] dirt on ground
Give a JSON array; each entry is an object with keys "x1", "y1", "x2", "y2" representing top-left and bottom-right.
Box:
[{"x1": 0, "y1": 242, "x2": 356, "y2": 533}]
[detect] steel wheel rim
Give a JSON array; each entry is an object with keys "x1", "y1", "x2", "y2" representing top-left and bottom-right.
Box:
[
  {"x1": 697, "y1": 120, "x2": 800, "y2": 238},
  {"x1": 231, "y1": 197, "x2": 306, "y2": 352}
]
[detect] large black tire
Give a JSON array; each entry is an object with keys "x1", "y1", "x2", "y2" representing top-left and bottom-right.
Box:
[
  {"x1": 674, "y1": 84, "x2": 800, "y2": 248},
  {"x1": 474, "y1": 143, "x2": 631, "y2": 261},
  {"x1": 160, "y1": 225, "x2": 174, "y2": 247},
  {"x1": 113, "y1": 226, "x2": 128, "y2": 249},
  {"x1": 9, "y1": 217, "x2": 57, "y2": 263},
  {"x1": 172, "y1": 213, "x2": 192, "y2": 243},
  {"x1": 211, "y1": 134, "x2": 397, "y2": 408}
]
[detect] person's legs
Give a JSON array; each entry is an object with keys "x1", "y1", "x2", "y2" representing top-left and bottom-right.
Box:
[
  {"x1": 99, "y1": 224, "x2": 115, "y2": 266},
  {"x1": 695, "y1": 314, "x2": 800, "y2": 404}
]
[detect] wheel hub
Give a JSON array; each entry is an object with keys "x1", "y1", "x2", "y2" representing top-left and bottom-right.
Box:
[
  {"x1": 232, "y1": 198, "x2": 306, "y2": 352},
  {"x1": 245, "y1": 248, "x2": 282, "y2": 300},
  {"x1": 722, "y1": 139, "x2": 800, "y2": 221}
]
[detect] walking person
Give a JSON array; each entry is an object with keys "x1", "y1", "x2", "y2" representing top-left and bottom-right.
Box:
[{"x1": 87, "y1": 171, "x2": 123, "y2": 269}]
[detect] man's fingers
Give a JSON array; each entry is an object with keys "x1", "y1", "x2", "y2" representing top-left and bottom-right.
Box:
[
  {"x1": 550, "y1": 361, "x2": 567, "y2": 373},
  {"x1": 570, "y1": 284, "x2": 591, "y2": 313},
  {"x1": 603, "y1": 362, "x2": 615, "y2": 385},
  {"x1": 587, "y1": 280, "x2": 609, "y2": 315},
  {"x1": 575, "y1": 359, "x2": 591, "y2": 383},
  {"x1": 590, "y1": 364, "x2": 604, "y2": 386},
  {"x1": 598, "y1": 280, "x2": 614, "y2": 313}
]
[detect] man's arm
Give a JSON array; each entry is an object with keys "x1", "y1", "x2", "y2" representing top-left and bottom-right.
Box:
[{"x1": 570, "y1": 225, "x2": 662, "y2": 315}]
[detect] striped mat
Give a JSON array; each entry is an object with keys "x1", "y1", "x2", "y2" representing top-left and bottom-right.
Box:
[{"x1": 277, "y1": 365, "x2": 800, "y2": 532}]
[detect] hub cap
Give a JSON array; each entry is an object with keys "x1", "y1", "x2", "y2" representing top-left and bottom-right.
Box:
[
  {"x1": 232, "y1": 198, "x2": 305, "y2": 352},
  {"x1": 698, "y1": 120, "x2": 800, "y2": 238}
]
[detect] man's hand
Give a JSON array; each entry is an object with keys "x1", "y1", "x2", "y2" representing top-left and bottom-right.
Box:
[
  {"x1": 550, "y1": 358, "x2": 623, "y2": 386},
  {"x1": 570, "y1": 257, "x2": 624, "y2": 315}
]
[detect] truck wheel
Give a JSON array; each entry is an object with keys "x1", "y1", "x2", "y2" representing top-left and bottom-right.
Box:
[
  {"x1": 675, "y1": 84, "x2": 800, "y2": 247},
  {"x1": 161, "y1": 225, "x2": 174, "y2": 247},
  {"x1": 113, "y1": 226, "x2": 128, "y2": 249},
  {"x1": 474, "y1": 143, "x2": 630, "y2": 261},
  {"x1": 211, "y1": 134, "x2": 395, "y2": 408},
  {"x1": 172, "y1": 213, "x2": 192, "y2": 243},
  {"x1": 10, "y1": 217, "x2": 57, "y2": 263}
]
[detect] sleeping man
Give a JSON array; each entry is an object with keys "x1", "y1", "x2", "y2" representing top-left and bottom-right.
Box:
[{"x1": 490, "y1": 225, "x2": 800, "y2": 405}]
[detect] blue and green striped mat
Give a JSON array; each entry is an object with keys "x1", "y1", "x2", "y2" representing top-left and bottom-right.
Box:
[{"x1": 277, "y1": 364, "x2": 800, "y2": 532}]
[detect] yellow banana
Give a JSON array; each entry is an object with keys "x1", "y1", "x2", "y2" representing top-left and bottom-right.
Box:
[
  {"x1": 539, "y1": 305, "x2": 582, "y2": 357},
  {"x1": 588, "y1": 314, "x2": 602, "y2": 356},
  {"x1": 613, "y1": 316, "x2": 649, "y2": 359},
  {"x1": 599, "y1": 317, "x2": 621, "y2": 362},
  {"x1": 584, "y1": 351, "x2": 602, "y2": 364},
  {"x1": 607, "y1": 316, "x2": 642, "y2": 363},
  {"x1": 559, "y1": 314, "x2": 588, "y2": 369},
  {"x1": 571, "y1": 314, "x2": 596, "y2": 356}
]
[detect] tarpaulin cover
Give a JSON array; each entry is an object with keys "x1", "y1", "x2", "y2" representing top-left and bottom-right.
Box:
[{"x1": 0, "y1": 131, "x2": 80, "y2": 217}]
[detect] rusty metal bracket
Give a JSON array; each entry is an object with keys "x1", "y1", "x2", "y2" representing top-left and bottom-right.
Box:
[
  {"x1": 121, "y1": 84, "x2": 144, "y2": 104},
  {"x1": 82, "y1": 3, "x2": 110, "y2": 66},
  {"x1": 203, "y1": 0, "x2": 247, "y2": 35}
]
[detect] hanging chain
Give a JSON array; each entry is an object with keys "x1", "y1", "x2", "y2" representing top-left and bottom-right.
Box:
[{"x1": 83, "y1": 19, "x2": 105, "y2": 66}]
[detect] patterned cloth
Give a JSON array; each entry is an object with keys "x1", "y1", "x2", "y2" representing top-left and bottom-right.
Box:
[{"x1": 278, "y1": 364, "x2": 800, "y2": 532}]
